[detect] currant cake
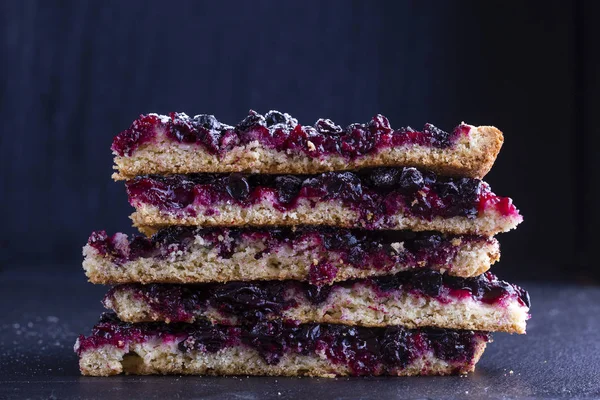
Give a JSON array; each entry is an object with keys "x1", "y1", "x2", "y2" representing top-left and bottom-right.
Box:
[
  {"x1": 83, "y1": 227, "x2": 499, "y2": 285},
  {"x1": 75, "y1": 109, "x2": 528, "y2": 378},
  {"x1": 127, "y1": 167, "x2": 522, "y2": 236},
  {"x1": 111, "y1": 110, "x2": 503, "y2": 180},
  {"x1": 103, "y1": 271, "x2": 529, "y2": 333},
  {"x1": 75, "y1": 313, "x2": 491, "y2": 377}
]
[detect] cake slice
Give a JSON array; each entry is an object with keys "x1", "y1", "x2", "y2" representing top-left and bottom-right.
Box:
[
  {"x1": 75, "y1": 313, "x2": 491, "y2": 377},
  {"x1": 111, "y1": 110, "x2": 503, "y2": 180},
  {"x1": 103, "y1": 271, "x2": 530, "y2": 333},
  {"x1": 126, "y1": 168, "x2": 522, "y2": 236},
  {"x1": 83, "y1": 227, "x2": 499, "y2": 285}
]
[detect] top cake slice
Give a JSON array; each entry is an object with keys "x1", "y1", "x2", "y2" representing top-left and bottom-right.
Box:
[{"x1": 111, "y1": 111, "x2": 503, "y2": 180}]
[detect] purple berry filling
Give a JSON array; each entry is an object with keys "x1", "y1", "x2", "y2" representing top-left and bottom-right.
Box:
[
  {"x1": 76, "y1": 313, "x2": 490, "y2": 375},
  {"x1": 125, "y1": 168, "x2": 519, "y2": 222},
  {"x1": 112, "y1": 110, "x2": 471, "y2": 158},
  {"x1": 87, "y1": 227, "x2": 489, "y2": 282},
  {"x1": 107, "y1": 271, "x2": 530, "y2": 324}
]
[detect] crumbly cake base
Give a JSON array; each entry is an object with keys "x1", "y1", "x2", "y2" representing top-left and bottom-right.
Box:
[
  {"x1": 105, "y1": 283, "x2": 528, "y2": 333},
  {"x1": 131, "y1": 199, "x2": 522, "y2": 237},
  {"x1": 113, "y1": 125, "x2": 503, "y2": 180},
  {"x1": 83, "y1": 235, "x2": 499, "y2": 284},
  {"x1": 77, "y1": 340, "x2": 487, "y2": 377}
]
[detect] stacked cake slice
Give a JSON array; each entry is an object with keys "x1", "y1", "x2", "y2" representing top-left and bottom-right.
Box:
[{"x1": 75, "y1": 111, "x2": 529, "y2": 377}]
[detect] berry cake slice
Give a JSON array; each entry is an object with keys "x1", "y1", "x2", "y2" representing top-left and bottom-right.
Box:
[
  {"x1": 103, "y1": 271, "x2": 530, "y2": 333},
  {"x1": 127, "y1": 168, "x2": 522, "y2": 236},
  {"x1": 75, "y1": 313, "x2": 491, "y2": 377},
  {"x1": 112, "y1": 111, "x2": 502, "y2": 179},
  {"x1": 83, "y1": 227, "x2": 499, "y2": 285}
]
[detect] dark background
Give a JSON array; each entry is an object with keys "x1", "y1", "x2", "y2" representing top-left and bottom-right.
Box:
[{"x1": 1, "y1": 0, "x2": 598, "y2": 283}]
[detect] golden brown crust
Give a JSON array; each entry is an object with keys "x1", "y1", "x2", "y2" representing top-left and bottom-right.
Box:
[
  {"x1": 77, "y1": 341, "x2": 488, "y2": 377},
  {"x1": 105, "y1": 284, "x2": 528, "y2": 334},
  {"x1": 82, "y1": 237, "x2": 500, "y2": 284},
  {"x1": 131, "y1": 199, "x2": 522, "y2": 237},
  {"x1": 113, "y1": 124, "x2": 504, "y2": 180},
  {"x1": 474, "y1": 126, "x2": 504, "y2": 179}
]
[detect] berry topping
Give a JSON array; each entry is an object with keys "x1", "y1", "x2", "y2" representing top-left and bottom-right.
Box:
[
  {"x1": 274, "y1": 175, "x2": 303, "y2": 204},
  {"x1": 341, "y1": 123, "x2": 377, "y2": 156},
  {"x1": 265, "y1": 111, "x2": 287, "y2": 126},
  {"x1": 178, "y1": 324, "x2": 233, "y2": 353},
  {"x1": 380, "y1": 327, "x2": 416, "y2": 368},
  {"x1": 194, "y1": 114, "x2": 220, "y2": 130},
  {"x1": 237, "y1": 110, "x2": 267, "y2": 130},
  {"x1": 225, "y1": 174, "x2": 250, "y2": 201},
  {"x1": 367, "y1": 114, "x2": 393, "y2": 133},
  {"x1": 314, "y1": 118, "x2": 343, "y2": 134},
  {"x1": 111, "y1": 114, "x2": 161, "y2": 156},
  {"x1": 366, "y1": 168, "x2": 401, "y2": 190},
  {"x1": 311, "y1": 172, "x2": 364, "y2": 202},
  {"x1": 113, "y1": 111, "x2": 469, "y2": 159},
  {"x1": 169, "y1": 113, "x2": 197, "y2": 143},
  {"x1": 423, "y1": 123, "x2": 451, "y2": 147},
  {"x1": 218, "y1": 130, "x2": 241, "y2": 152},
  {"x1": 397, "y1": 167, "x2": 425, "y2": 194},
  {"x1": 264, "y1": 110, "x2": 297, "y2": 128},
  {"x1": 211, "y1": 282, "x2": 291, "y2": 322}
]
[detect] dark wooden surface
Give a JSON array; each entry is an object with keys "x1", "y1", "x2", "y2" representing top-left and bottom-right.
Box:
[
  {"x1": 1, "y1": 266, "x2": 599, "y2": 399},
  {"x1": 1, "y1": 0, "x2": 598, "y2": 282}
]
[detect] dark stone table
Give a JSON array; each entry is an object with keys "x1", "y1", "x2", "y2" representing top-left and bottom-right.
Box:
[{"x1": 1, "y1": 266, "x2": 599, "y2": 399}]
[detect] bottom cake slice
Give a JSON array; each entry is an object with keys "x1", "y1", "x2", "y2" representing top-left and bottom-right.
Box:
[{"x1": 75, "y1": 313, "x2": 490, "y2": 377}]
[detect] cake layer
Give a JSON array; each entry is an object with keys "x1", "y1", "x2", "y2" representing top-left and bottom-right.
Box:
[
  {"x1": 127, "y1": 168, "x2": 522, "y2": 236},
  {"x1": 103, "y1": 271, "x2": 530, "y2": 333},
  {"x1": 83, "y1": 227, "x2": 499, "y2": 285},
  {"x1": 111, "y1": 110, "x2": 503, "y2": 179},
  {"x1": 75, "y1": 313, "x2": 490, "y2": 377}
]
